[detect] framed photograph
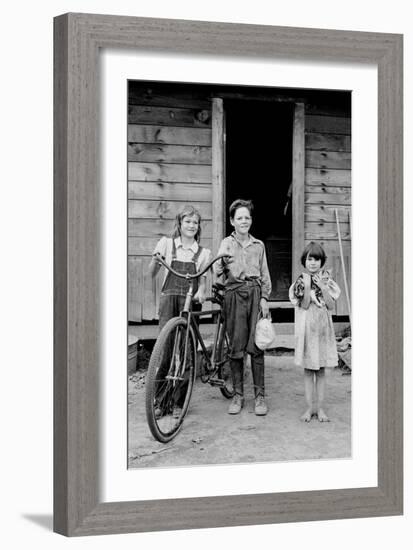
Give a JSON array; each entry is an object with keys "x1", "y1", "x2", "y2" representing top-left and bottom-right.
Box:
[
  {"x1": 54, "y1": 13, "x2": 403, "y2": 536},
  {"x1": 125, "y1": 79, "x2": 353, "y2": 469}
]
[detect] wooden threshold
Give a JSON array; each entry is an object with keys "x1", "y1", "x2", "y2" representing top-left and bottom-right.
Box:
[{"x1": 268, "y1": 301, "x2": 293, "y2": 309}]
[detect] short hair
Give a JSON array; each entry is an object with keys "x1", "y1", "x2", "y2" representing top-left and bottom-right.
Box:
[
  {"x1": 171, "y1": 204, "x2": 202, "y2": 242},
  {"x1": 300, "y1": 241, "x2": 327, "y2": 267},
  {"x1": 229, "y1": 199, "x2": 253, "y2": 219}
]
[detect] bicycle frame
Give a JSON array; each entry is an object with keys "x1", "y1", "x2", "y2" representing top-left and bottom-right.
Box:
[
  {"x1": 179, "y1": 280, "x2": 227, "y2": 382},
  {"x1": 145, "y1": 253, "x2": 233, "y2": 442},
  {"x1": 152, "y1": 252, "x2": 231, "y2": 384}
]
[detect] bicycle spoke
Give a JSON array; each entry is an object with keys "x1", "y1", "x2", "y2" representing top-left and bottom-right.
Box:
[
  {"x1": 217, "y1": 332, "x2": 235, "y2": 398},
  {"x1": 145, "y1": 317, "x2": 196, "y2": 442}
]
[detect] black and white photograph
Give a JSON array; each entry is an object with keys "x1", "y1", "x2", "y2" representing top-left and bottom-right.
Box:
[
  {"x1": 2, "y1": 0, "x2": 407, "y2": 545},
  {"x1": 127, "y1": 80, "x2": 352, "y2": 468}
]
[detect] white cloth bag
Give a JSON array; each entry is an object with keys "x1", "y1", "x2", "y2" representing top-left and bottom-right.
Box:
[{"x1": 255, "y1": 315, "x2": 276, "y2": 350}]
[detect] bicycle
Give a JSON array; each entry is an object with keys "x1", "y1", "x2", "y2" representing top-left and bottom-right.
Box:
[{"x1": 145, "y1": 253, "x2": 234, "y2": 443}]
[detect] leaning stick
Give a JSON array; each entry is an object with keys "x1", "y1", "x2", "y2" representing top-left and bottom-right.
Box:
[{"x1": 335, "y1": 208, "x2": 351, "y2": 326}]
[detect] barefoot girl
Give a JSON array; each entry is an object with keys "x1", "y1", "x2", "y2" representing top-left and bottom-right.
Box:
[
  {"x1": 214, "y1": 199, "x2": 272, "y2": 416},
  {"x1": 149, "y1": 205, "x2": 211, "y2": 415},
  {"x1": 289, "y1": 242, "x2": 341, "y2": 422}
]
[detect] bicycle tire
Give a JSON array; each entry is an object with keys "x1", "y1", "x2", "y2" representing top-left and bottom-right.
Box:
[
  {"x1": 145, "y1": 316, "x2": 197, "y2": 443},
  {"x1": 217, "y1": 329, "x2": 234, "y2": 399}
]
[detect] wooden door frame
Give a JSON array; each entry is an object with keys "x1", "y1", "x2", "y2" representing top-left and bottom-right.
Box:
[
  {"x1": 211, "y1": 98, "x2": 305, "y2": 304},
  {"x1": 211, "y1": 97, "x2": 225, "y2": 254},
  {"x1": 292, "y1": 102, "x2": 305, "y2": 281}
]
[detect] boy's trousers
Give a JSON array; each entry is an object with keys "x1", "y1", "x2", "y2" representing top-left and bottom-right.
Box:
[{"x1": 224, "y1": 280, "x2": 265, "y2": 397}]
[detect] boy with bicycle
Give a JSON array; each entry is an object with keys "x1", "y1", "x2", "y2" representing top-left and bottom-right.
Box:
[{"x1": 214, "y1": 199, "x2": 272, "y2": 416}]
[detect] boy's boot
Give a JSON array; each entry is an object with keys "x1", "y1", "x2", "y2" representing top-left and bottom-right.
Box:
[
  {"x1": 251, "y1": 353, "x2": 267, "y2": 416},
  {"x1": 228, "y1": 358, "x2": 244, "y2": 414}
]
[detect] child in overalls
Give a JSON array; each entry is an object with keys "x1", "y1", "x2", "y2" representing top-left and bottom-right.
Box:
[
  {"x1": 289, "y1": 241, "x2": 341, "y2": 422},
  {"x1": 214, "y1": 199, "x2": 272, "y2": 416},
  {"x1": 149, "y1": 205, "x2": 211, "y2": 414}
]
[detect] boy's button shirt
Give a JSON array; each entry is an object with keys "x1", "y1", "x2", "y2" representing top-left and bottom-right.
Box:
[
  {"x1": 153, "y1": 236, "x2": 211, "y2": 285},
  {"x1": 214, "y1": 233, "x2": 272, "y2": 299}
]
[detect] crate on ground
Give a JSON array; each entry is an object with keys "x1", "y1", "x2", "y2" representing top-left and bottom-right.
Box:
[{"x1": 128, "y1": 334, "x2": 139, "y2": 375}]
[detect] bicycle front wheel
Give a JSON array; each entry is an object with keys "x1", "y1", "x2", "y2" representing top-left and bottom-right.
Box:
[{"x1": 145, "y1": 316, "x2": 197, "y2": 443}]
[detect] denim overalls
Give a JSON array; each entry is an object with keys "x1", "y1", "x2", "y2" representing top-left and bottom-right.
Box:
[
  {"x1": 158, "y1": 239, "x2": 203, "y2": 330},
  {"x1": 156, "y1": 239, "x2": 204, "y2": 409}
]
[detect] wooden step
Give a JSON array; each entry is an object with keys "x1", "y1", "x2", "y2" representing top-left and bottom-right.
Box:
[
  {"x1": 129, "y1": 322, "x2": 295, "y2": 341},
  {"x1": 129, "y1": 322, "x2": 348, "y2": 349}
]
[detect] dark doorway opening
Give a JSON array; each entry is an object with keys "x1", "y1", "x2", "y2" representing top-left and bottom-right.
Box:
[{"x1": 225, "y1": 100, "x2": 294, "y2": 301}]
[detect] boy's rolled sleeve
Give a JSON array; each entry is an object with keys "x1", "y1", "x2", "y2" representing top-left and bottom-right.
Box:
[
  {"x1": 213, "y1": 238, "x2": 232, "y2": 278},
  {"x1": 260, "y1": 246, "x2": 272, "y2": 300}
]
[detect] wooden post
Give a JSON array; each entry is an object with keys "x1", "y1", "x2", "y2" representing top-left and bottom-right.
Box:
[
  {"x1": 292, "y1": 103, "x2": 305, "y2": 280},
  {"x1": 335, "y1": 208, "x2": 352, "y2": 324},
  {"x1": 211, "y1": 98, "x2": 225, "y2": 255}
]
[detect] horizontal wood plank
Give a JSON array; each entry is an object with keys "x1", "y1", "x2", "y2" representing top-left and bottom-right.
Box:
[
  {"x1": 305, "y1": 231, "x2": 351, "y2": 241},
  {"x1": 129, "y1": 162, "x2": 211, "y2": 184},
  {"x1": 305, "y1": 205, "x2": 351, "y2": 223},
  {"x1": 305, "y1": 115, "x2": 351, "y2": 135},
  {"x1": 128, "y1": 218, "x2": 213, "y2": 238},
  {"x1": 128, "y1": 143, "x2": 211, "y2": 165},
  {"x1": 305, "y1": 103, "x2": 351, "y2": 117},
  {"x1": 305, "y1": 132, "x2": 351, "y2": 152},
  {"x1": 128, "y1": 105, "x2": 211, "y2": 128},
  {"x1": 141, "y1": 256, "x2": 157, "y2": 321},
  {"x1": 128, "y1": 236, "x2": 213, "y2": 256},
  {"x1": 128, "y1": 181, "x2": 212, "y2": 202},
  {"x1": 128, "y1": 125, "x2": 212, "y2": 146},
  {"x1": 305, "y1": 190, "x2": 351, "y2": 206},
  {"x1": 306, "y1": 150, "x2": 351, "y2": 170},
  {"x1": 306, "y1": 168, "x2": 351, "y2": 187},
  {"x1": 128, "y1": 85, "x2": 211, "y2": 109},
  {"x1": 128, "y1": 257, "x2": 143, "y2": 322},
  {"x1": 128, "y1": 200, "x2": 213, "y2": 220},
  {"x1": 129, "y1": 239, "x2": 159, "y2": 256},
  {"x1": 305, "y1": 221, "x2": 351, "y2": 240},
  {"x1": 305, "y1": 185, "x2": 351, "y2": 195},
  {"x1": 305, "y1": 220, "x2": 351, "y2": 232}
]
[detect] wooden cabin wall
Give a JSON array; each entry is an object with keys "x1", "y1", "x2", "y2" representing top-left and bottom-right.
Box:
[
  {"x1": 128, "y1": 84, "x2": 213, "y2": 322},
  {"x1": 127, "y1": 83, "x2": 352, "y2": 321},
  {"x1": 304, "y1": 104, "x2": 351, "y2": 315}
]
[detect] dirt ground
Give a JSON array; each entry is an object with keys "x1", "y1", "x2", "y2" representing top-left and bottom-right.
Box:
[{"x1": 128, "y1": 354, "x2": 351, "y2": 468}]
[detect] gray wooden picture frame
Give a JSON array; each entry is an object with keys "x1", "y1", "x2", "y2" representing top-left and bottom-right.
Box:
[{"x1": 53, "y1": 13, "x2": 403, "y2": 536}]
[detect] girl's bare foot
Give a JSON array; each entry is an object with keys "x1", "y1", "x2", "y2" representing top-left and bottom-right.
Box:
[
  {"x1": 317, "y1": 409, "x2": 330, "y2": 422},
  {"x1": 300, "y1": 408, "x2": 313, "y2": 422}
]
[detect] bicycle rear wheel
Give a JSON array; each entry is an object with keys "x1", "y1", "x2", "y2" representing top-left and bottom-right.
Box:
[
  {"x1": 217, "y1": 330, "x2": 234, "y2": 399},
  {"x1": 145, "y1": 316, "x2": 197, "y2": 442}
]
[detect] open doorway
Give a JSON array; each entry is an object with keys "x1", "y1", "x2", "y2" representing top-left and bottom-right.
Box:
[{"x1": 225, "y1": 100, "x2": 294, "y2": 301}]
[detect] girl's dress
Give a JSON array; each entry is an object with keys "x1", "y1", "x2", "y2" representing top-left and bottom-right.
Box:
[{"x1": 289, "y1": 271, "x2": 341, "y2": 370}]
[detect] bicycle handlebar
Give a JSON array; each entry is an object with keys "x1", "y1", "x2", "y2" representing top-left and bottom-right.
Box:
[{"x1": 153, "y1": 253, "x2": 230, "y2": 280}]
